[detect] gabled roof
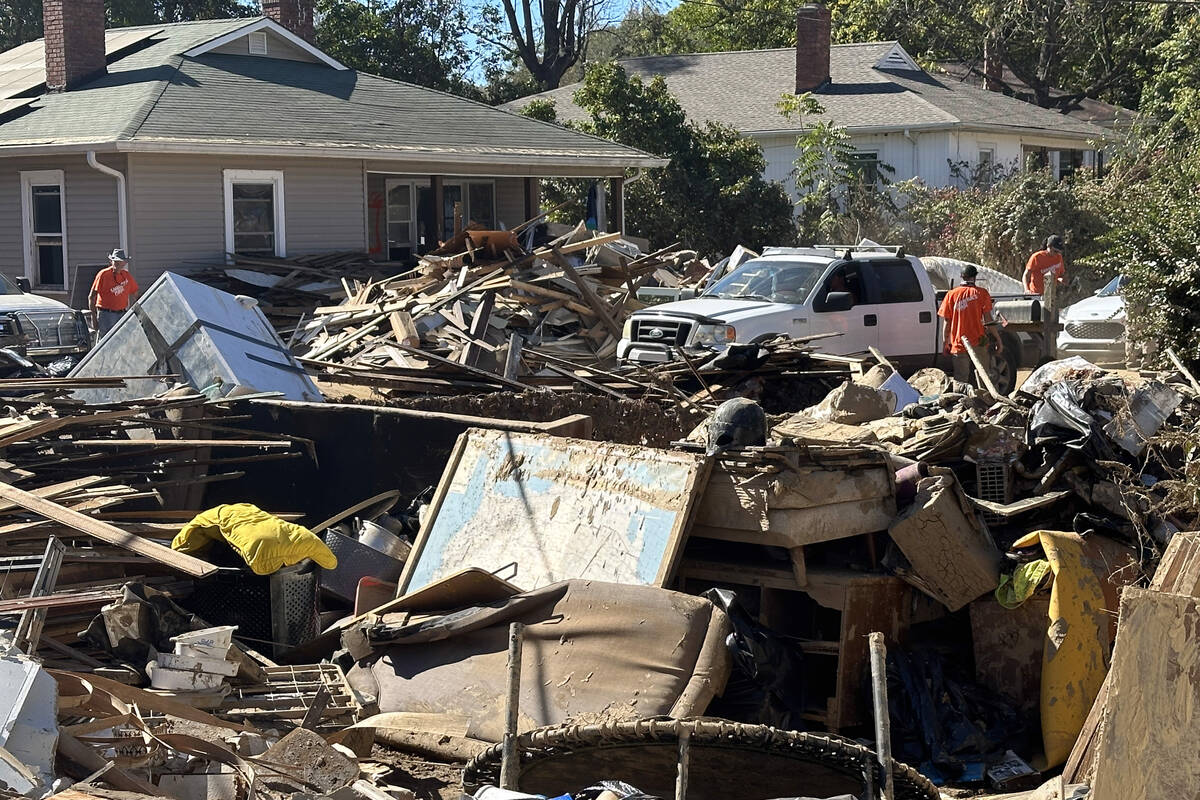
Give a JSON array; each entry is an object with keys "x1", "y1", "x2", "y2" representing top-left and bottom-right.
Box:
[
  {"x1": 0, "y1": 18, "x2": 663, "y2": 171},
  {"x1": 510, "y1": 43, "x2": 1110, "y2": 141}
]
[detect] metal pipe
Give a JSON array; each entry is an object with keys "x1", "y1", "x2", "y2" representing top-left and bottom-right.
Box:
[
  {"x1": 869, "y1": 632, "x2": 895, "y2": 800},
  {"x1": 500, "y1": 622, "x2": 525, "y2": 790},
  {"x1": 86, "y1": 151, "x2": 129, "y2": 252}
]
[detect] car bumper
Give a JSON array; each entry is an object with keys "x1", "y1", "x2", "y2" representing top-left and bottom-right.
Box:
[{"x1": 1056, "y1": 334, "x2": 1125, "y2": 365}]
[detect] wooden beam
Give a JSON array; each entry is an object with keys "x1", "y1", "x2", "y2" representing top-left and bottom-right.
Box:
[
  {"x1": 551, "y1": 247, "x2": 622, "y2": 338},
  {"x1": 0, "y1": 481, "x2": 217, "y2": 578}
]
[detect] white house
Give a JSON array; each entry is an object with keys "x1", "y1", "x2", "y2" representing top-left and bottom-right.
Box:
[{"x1": 513, "y1": 5, "x2": 1109, "y2": 196}]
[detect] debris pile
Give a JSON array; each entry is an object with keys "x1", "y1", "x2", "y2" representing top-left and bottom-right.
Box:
[
  {"x1": 286, "y1": 224, "x2": 698, "y2": 396},
  {"x1": 0, "y1": 312, "x2": 1198, "y2": 800}
]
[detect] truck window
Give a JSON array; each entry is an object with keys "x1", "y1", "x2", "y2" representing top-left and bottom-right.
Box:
[
  {"x1": 814, "y1": 265, "x2": 864, "y2": 311},
  {"x1": 867, "y1": 260, "x2": 924, "y2": 303},
  {"x1": 704, "y1": 259, "x2": 824, "y2": 303}
]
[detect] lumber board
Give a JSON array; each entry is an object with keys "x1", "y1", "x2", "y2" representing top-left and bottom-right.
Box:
[{"x1": 0, "y1": 481, "x2": 217, "y2": 578}]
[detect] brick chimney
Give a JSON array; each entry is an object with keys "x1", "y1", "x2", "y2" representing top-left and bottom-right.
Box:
[
  {"x1": 796, "y1": 4, "x2": 832, "y2": 93},
  {"x1": 983, "y1": 36, "x2": 1003, "y2": 92},
  {"x1": 263, "y1": 0, "x2": 315, "y2": 43},
  {"x1": 43, "y1": 0, "x2": 107, "y2": 92}
]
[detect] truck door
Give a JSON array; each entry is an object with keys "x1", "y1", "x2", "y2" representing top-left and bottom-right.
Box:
[
  {"x1": 810, "y1": 263, "x2": 880, "y2": 355},
  {"x1": 862, "y1": 259, "x2": 935, "y2": 358}
]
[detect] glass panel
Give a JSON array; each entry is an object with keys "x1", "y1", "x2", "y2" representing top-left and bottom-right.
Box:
[
  {"x1": 387, "y1": 222, "x2": 411, "y2": 246},
  {"x1": 233, "y1": 232, "x2": 275, "y2": 255},
  {"x1": 232, "y1": 182, "x2": 275, "y2": 241},
  {"x1": 442, "y1": 184, "x2": 463, "y2": 237},
  {"x1": 36, "y1": 242, "x2": 64, "y2": 286},
  {"x1": 32, "y1": 185, "x2": 63, "y2": 234},
  {"x1": 468, "y1": 183, "x2": 495, "y2": 228},
  {"x1": 387, "y1": 185, "x2": 411, "y2": 221},
  {"x1": 870, "y1": 261, "x2": 923, "y2": 304}
]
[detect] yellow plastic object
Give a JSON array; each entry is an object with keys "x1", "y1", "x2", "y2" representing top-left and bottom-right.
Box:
[
  {"x1": 996, "y1": 559, "x2": 1052, "y2": 609},
  {"x1": 1013, "y1": 530, "x2": 1127, "y2": 770},
  {"x1": 172, "y1": 503, "x2": 337, "y2": 576}
]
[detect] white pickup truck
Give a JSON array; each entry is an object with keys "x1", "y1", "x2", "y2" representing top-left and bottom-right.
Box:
[{"x1": 618, "y1": 246, "x2": 1043, "y2": 394}]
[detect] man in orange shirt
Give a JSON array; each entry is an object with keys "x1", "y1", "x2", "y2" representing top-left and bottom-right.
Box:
[
  {"x1": 938, "y1": 264, "x2": 1003, "y2": 384},
  {"x1": 89, "y1": 249, "x2": 139, "y2": 337},
  {"x1": 1023, "y1": 235, "x2": 1066, "y2": 295}
]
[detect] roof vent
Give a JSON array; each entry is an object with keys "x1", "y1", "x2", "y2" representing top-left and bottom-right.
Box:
[
  {"x1": 874, "y1": 44, "x2": 922, "y2": 72},
  {"x1": 248, "y1": 32, "x2": 268, "y2": 55}
]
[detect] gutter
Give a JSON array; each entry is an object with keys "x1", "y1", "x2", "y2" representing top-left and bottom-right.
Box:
[
  {"x1": 0, "y1": 141, "x2": 668, "y2": 174},
  {"x1": 86, "y1": 151, "x2": 128, "y2": 252}
]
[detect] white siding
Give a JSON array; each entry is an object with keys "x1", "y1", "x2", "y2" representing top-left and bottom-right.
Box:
[
  {"x1": 0, "y1": 154, "x2": 124, "y2": 299},
  {"x1": 128, "y1": 154, "x2": 366, "y2": 286}
]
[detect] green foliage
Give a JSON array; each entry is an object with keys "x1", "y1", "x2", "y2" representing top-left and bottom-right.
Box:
[
  {"x1": 522, "y1": 63, "x2": 796, "y2": 257},
  {"x1": 314, "y1": 0, "x2": 474, "y2": 94},
  {"x1": 1140, "y1": 13, "x2": 1200, "y2": 137},
  {"x1": 1082, "y1": 140, "x2": 1200, "y2": 370},
  {"x1": 106, "y1": 0, "x2": 255, "y2": 26},
  {"x1": 661, "y1": 0, "x2": 797, "y2": 52}
]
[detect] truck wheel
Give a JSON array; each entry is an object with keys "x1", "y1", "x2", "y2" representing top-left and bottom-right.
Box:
[{"x1": 993, "y1": 335, "x2": 1021, "y2": 395}]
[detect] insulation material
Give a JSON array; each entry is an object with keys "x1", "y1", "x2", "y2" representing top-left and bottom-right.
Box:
[
  {"x1": 347, "y1": 580, "x2": 731, "y2": 742},
  {"x1": 69, "y1": 272, "x2": 322, "y2": 404},
  {"x1": 1011, "y1": 530, "x2": 1135, "y2": 770},
  {"x1": 887, "y1": 470, "x2": 1001, "y2": 611},
  {"x1": 399, "y1": 429, "x2": 707, "y2": 594},
  {"x1": 1091, "y1": 588, "x2": 1200, "y2": 800}
]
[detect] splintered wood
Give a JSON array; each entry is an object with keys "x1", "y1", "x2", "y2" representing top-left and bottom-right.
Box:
[{"x1": 289, "y1": 222, "x2": 695, "y2": 396}]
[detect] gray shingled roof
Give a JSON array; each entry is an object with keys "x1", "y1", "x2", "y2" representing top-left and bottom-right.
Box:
[
  {"x1": 0, "y1": 18, "x2": 661, "y2": 167},
  {"x1": 511, "y1": 44, "x2": 1109, "y2": 140}
]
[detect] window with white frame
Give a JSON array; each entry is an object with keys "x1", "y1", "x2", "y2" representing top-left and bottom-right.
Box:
[
  {"x1": 977, "y1": 144, "x2": 997, "y2": 185},
  {"x1": 223, "y1": 169, "x2": 285, "y2": 258},
  {"x1": 20, "y1": 170, "x2": 68, "y2": 291}
]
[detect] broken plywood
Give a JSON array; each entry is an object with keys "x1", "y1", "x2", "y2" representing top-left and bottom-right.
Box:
[
  {"x1": 887, "y1": 470, "x2": 1001, "y2": 611},
  {"x1": 399, "y1": 429, "x2": 708, "y2": 594},
  {"x1": 1091, "y1": 587, "x2": 1200, "y2": 800}
]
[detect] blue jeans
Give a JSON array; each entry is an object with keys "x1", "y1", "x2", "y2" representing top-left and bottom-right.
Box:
[{"x1": 97, "y1": 308, "x2": 124, "y2": 336}]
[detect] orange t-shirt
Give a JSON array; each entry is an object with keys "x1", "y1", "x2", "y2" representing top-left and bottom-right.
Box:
[
  {"x1": 938, "y1": 283, "x2": 993, "y2": 354},
  {"x1": 1024, "y1": 249, "x2": 1065, "y2": 294},
  {"x1": 91, "y1": 267, "x2": 139, "y2": 311}
]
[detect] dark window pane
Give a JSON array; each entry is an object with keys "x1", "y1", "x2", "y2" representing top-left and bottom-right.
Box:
[
  {"x1": 847, "y1": 153, "x2": 880, "y2": 184},
  {"x1": 234, "y1": 233, "x2": 274, "y2": 254},
  {"x1": 442, "y1": 185, "x2": 463, "y2": 237},
  {"x1": 870, "y1": 261, "x2": 923, "y2": 304},
  {"x1": 32, "y1": 185, "x2": 62, "y2": 233},
  {"x1": 37, "y1": 243, "x2": 64, "y2": 286},
  {"x1": 232, "y1": 183, "x2": 274, "y2": 201},
  {"x1": 468, "y1": 183, "x2": 495, "y2": 228}
]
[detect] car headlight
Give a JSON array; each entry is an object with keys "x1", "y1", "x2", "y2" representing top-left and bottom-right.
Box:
[
  {"x1": 622, "y1": 319, "x2": 633, "y2": 340},
  {"x1": 693, "y1": 324, "x2": 736, "y2": 348}
]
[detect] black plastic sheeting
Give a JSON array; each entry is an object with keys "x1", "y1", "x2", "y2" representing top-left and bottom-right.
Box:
[
  {"x1": 1026, "y1": 380, "x2": 1115, "y2": 459},
  {"x1": 701, "y1": 588, "x2": 808, "y2": 730},
  {"x1": 887, "y1": 645, "x2": 1031, "y2": 780}
]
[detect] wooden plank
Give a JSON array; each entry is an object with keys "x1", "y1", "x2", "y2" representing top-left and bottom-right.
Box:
[
  {"x1": 389, "y1": 311, "x2": 420, "y2": 347},
  {"x1": 461, "y1": 292, "x2": 495, "y2": 368},
  {"x1": 551, "y1": 248, "x2": 622, "y2": 337},
  {"x1": 0, "y1": 476, "x2": 111, "y2": 514},
  {"x1": 66, "y1": 439, "x2": 290, "y2": 448},
  {"x1": 0, "y1": 481, "x2": 217, "y2": 578}
]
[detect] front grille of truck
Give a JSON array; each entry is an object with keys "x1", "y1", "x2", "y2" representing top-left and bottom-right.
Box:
[
  {"x1": 1065, "y1": 321, "x2": 1124, "y2": 341},
  {"x1": 13, "y1": 310, "x2": 87, "y2": 351},
  {"x1": 631, "y1": 318, "x2": 693, "y2": 346}
]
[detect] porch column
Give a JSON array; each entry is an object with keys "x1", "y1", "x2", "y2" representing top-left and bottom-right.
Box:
[
  {"x1": 594, "y1": 179, "x2": 607, "y2": 231},
  {"x1": 431, "y1": 175, "x2": 444, "y2": 244},
  {"x1": 609, "y1": 176, "x2": 625, "y2": 234},
  {"x1": 524, "y1": 177, "x2": 540, "y2": 222}
]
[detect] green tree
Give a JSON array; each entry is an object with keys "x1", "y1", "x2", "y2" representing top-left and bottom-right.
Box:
[
  {"x1": 107, "y1": 0, "x2": 255, "y2": 27},
  {"x1": 660, "y1": 0, "x2": 797, "y2": 52},
  {"x1": 314, "y1": 0, "x2": 474, "y2": 93},
  {"x1": 1139, "y1": 12, "x2": 1200, "y2": 136},
  {"x1": 520, "y1": 62, "x2": 796, "y2": 257}
]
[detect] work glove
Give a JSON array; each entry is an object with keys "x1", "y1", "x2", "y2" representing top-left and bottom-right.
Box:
[{"x1": 172, "y1": 503, "x2": 337, "y2": 576}]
